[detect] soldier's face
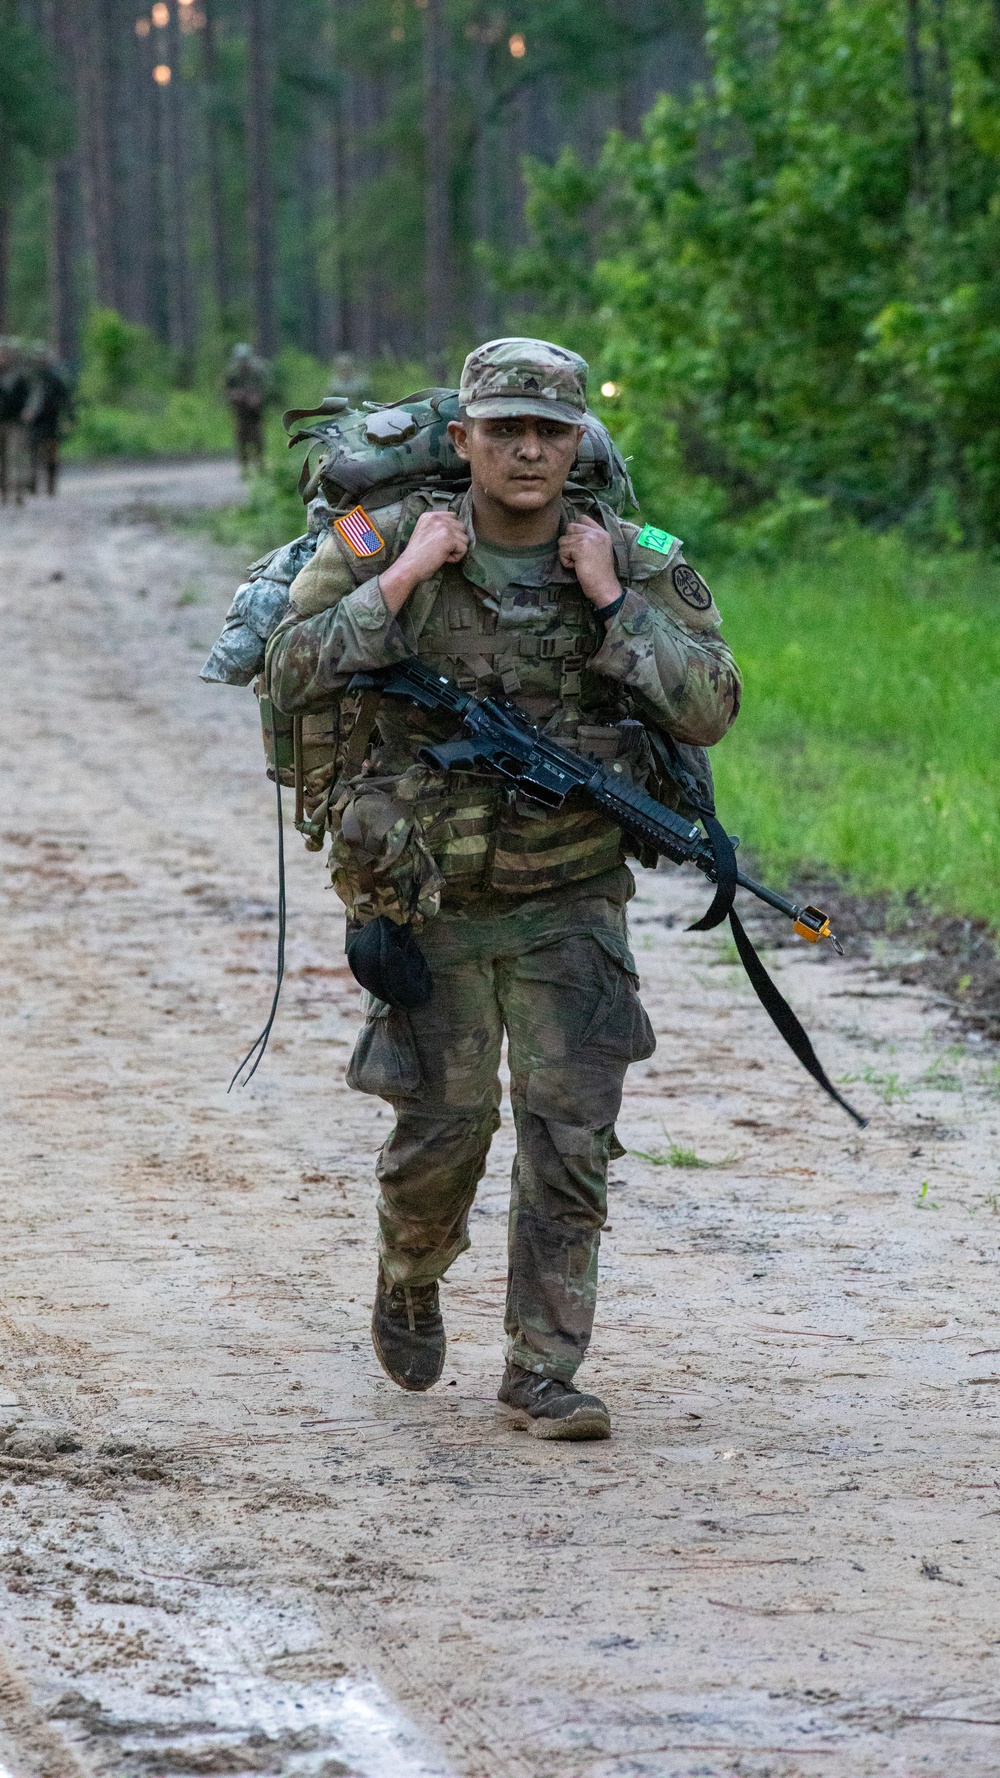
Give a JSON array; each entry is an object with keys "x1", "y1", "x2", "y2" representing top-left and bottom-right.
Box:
[{"x1": 449, "y1": 416, "x2": 582, "y2": 512}]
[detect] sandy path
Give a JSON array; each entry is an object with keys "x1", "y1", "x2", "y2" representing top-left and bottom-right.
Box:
[{"x1": 1, "y1": 461, "x2": 999, "y2": 1778}]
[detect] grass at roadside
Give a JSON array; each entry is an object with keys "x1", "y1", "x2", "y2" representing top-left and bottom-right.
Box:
[
  {"x1": 710, "y1": 530, "x2": 1000, "y2": 926},
  {"x1": 64, "y1": 388, "x2": 233, "y2": 461},
  {"x1": 201, "y1": 449, "x2": 307, "y2": 559}
]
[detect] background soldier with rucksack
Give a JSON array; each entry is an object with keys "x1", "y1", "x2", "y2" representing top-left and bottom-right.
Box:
[
  {"x1": 0, "y1": 338, "x2": 34, "y2": 505},
  {"x1": 22, "y1": 344, "x2": 74, "y2": 497},
  {"x1": 223, "y1": 343, "x2": 272, "y2": 472},
  {"x1": 203, "y1": 337, "x2": 742, "y2": 1440}
]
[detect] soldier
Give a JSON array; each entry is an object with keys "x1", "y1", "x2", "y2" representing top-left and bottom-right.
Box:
[
  {"x1": 0, "y1": 338, "x2": 33, "y2": 506},
  {"x1": 22, "y1": 344, "x2": 74, "y2": 497},
  {"x1": 224, "y1": 343, "x2": 271, "y2": 472},
  {"x1": 264, "y1": 338, "x2": 742, "y2": 1440}
]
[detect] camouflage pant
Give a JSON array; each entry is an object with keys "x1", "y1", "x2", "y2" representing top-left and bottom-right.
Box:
[
  {"x1": 347, "y1": 866, "x2": 655, "y2": 1380},
  {"x1": 230, "y1": 404, "x2": 264, "y2": 468},
  {"x1": 0, "y1": 422, "x2": 32, "y2": 502}
]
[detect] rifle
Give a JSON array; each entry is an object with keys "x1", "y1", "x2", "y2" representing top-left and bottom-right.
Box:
[{"x1": 350, "y1": 657, "x2": 867, "y2": 1128}]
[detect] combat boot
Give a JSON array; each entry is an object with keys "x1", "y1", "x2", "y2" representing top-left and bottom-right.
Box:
[
  {"x1": 371, "y1": 1264, "x2": 445, "y2": 1392},
  {"x1": 498, "y1": 1362, "x2": 610, "y2": 1440}
]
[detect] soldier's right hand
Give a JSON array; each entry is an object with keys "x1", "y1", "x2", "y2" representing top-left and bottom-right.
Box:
[{"x1": 379, "y1": 511, "x2": 469, "y2": 612}]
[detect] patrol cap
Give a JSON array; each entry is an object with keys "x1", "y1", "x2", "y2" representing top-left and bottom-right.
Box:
[
  {"x1": 345, "y1": 915, "x2": 434, "y2": 1010},
  {"x1": 459, "y1": 336, "x2": 588, "y2": 424}
]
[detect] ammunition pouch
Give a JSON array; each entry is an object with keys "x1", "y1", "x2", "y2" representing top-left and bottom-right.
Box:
[
  {"x1": 256, "y1": 682, "x2": 365, "y2": 851},
  {"x1": 328, "y1": 769, "x2": 446, "y2": 929}
]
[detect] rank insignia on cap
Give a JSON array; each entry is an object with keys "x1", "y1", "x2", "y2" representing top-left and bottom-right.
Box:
[
  {"x1": 635, "y1": 524, "x2": 680, "y2": 556},
  {"x1": 334, "y1": 505, "x2": 385, "y2": 558}
]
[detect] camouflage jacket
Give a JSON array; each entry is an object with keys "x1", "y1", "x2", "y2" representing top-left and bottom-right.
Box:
[{"x1": 263, "y1": 488, "x2": 741, "y2": 902}]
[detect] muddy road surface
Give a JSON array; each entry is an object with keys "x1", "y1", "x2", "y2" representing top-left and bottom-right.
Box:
[{"x1": 1, "y1": 460, "x2": 999, "y2": 1778}]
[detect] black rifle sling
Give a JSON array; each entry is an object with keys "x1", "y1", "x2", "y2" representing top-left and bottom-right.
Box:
[
  {"x1": 646, "y1": 727, "x2": 736, "y2": 932},
  {"x1": 728, "y1": 910, "x2": 868, "y2": 1128},
  {"x1": 644, "y1": 721, "x2": 866, "y2": 1126},
  {"x1": 686, "y1": 811, "x2": 738, "y2": 932}
]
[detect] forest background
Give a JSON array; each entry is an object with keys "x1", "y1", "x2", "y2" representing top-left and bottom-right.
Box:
[{"x1": 4, "y1": 0, "x2": 1000, "y2": 934}]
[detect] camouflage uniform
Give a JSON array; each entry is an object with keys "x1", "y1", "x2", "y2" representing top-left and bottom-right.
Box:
[
  {"x1": 22, "y1": 348, "x2": 74, "y2": 497},
  {"x1": 264, "y1": 339, "x2": 742, "y2": 1382},
  {"x1": 0, "y1": 339, "x2": 32, "y2": 505},
  {"x1": 225, "y1": 345, "x2": 271, "y2": 470}
]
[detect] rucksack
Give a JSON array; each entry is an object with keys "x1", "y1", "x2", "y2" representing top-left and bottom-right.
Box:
[
  {"x1": 282, "y1": 388, "x2": 637, "y2": 515},
  {"x1": 257, "y1": 388, "x2": 702, "y2": 854}
]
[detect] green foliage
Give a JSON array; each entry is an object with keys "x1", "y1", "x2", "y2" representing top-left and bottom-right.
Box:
[
  {"x1": 630, "y1": 1142, "x2": 714, "y2": 1168},
  {"x1": 76, "y1": 309, "x2": 172, "y2": 404},
  {"x1": 0, "y1": 6, "x2": 70, "y2": 192},
  {"x1": 64, "y1": 319, "x2": 441, "y2": 468},
  {"x1": 511, "y1": 0, "x2": 1000, "y2": 546},
  {"x1": 65, "y1": 308, "x2": 228, "y2": 460},
  {"x1": 204, "y1": 450, "x2": 306, "y2": 557},
  {"x1": 710, "y1": 528, "x2": 1000, "y2": 921},
  {"x1": 66, "y1": 391, "x2": 233, "y2": 462}
]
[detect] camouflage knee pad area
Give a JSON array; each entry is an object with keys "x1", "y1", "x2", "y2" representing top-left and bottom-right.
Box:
[{"x1": 347, "y1": 869, "x2": 655, "y2": 1376}]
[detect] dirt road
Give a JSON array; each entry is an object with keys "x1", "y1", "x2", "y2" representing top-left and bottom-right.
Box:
[{"x1": 1, "y1": 460, "x2": 999, "y2": 1778}]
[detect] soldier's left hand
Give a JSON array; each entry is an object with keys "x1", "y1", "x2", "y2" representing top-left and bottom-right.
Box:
[{"x1": 559, "y1": 514, "x2": 623, "y2": 610}]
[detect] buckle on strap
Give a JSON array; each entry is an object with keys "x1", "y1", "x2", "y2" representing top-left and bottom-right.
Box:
[{"x1": 518, "y1": 634, "x2": 583, "y2": 660}]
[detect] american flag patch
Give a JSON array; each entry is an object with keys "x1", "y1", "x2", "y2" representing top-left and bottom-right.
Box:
[{"x1": 334, "y1": 505, "x2": 385, "y2": 558}]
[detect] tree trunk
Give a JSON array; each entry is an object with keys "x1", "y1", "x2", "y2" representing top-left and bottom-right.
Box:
[
  {"x1": 314, "y1": 1, "x2": 343, "y2": 358},
  {"x1": 151, "y1": 65, "x2": 172, "y2": 343},
  {"x1": 43, "y1": 0, "x2": 82, "y2": 361},
  {"x1": 133, "y1": 13, "x2": 170, "y2": 342},
  {"x1": 117, "y1": 0, "x2": 153, "y2": 331},
  {"x1": 75, "y1": 0, "x2": 118, "y2": 309},
  {"x1": 315, "y1": 109, "x2": 343, "y2": 357},
  {"x1": 246, "y1": 0, "x2": 279, "y2": 356},
  {"x1": 0, "y1": 201, "x2": 10, "y2": 334},
  {"x1": 296, "y1": 123, "x2": 320, "y2": 355},
  {"x1": 470, "y1": 30, "x2": 497, "y2": 341},
  {"x1": 343, "y1": 60, "x2": 377, "y2": 359},
  {"x1": 201, "y1": 0, "x2": 231, "y2": 325},
  {"x1": 423, "y1": 0, "x2": 451, "y2": 370},
  {"x1": 930, "y1": 0, "x2": 953, "y2": 227},
  {"x1": 905, "y1": 0, "x2": 930, "y2": 207},
  {"x1": 165, "y1": 4, "x2": 196, "y2": 371}
]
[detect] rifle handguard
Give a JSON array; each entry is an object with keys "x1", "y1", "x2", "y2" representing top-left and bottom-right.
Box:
[{"x1": 346, "y1": 658, "x2": 865, "y2": 1126}]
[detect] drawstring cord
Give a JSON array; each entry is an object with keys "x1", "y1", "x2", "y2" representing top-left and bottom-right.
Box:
[{"x1": 228, "y1": 770, "x2": 286, "y2": 1091}]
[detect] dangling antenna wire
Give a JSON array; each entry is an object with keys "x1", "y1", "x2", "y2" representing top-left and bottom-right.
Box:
[{"x1": 228, "y1": 770, "x2": 286, "y2": 1091}]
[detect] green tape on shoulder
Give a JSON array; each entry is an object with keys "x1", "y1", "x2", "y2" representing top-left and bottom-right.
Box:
[{"x1": 635, "y1": 524, "x2": 680, "y2": 556}]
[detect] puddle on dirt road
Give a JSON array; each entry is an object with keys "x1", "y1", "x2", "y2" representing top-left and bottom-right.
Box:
[
  {"x1": 47, "y1": 1667, "x2": 450, "y2": 1777},
  {"x1": 6, "y1": 1574, "x2": 453, "y2": 1778}
]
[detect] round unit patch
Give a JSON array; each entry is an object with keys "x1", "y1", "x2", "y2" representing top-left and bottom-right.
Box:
[{"x1": 671, "y1": 563, "x2": 712, "y2": 610}]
